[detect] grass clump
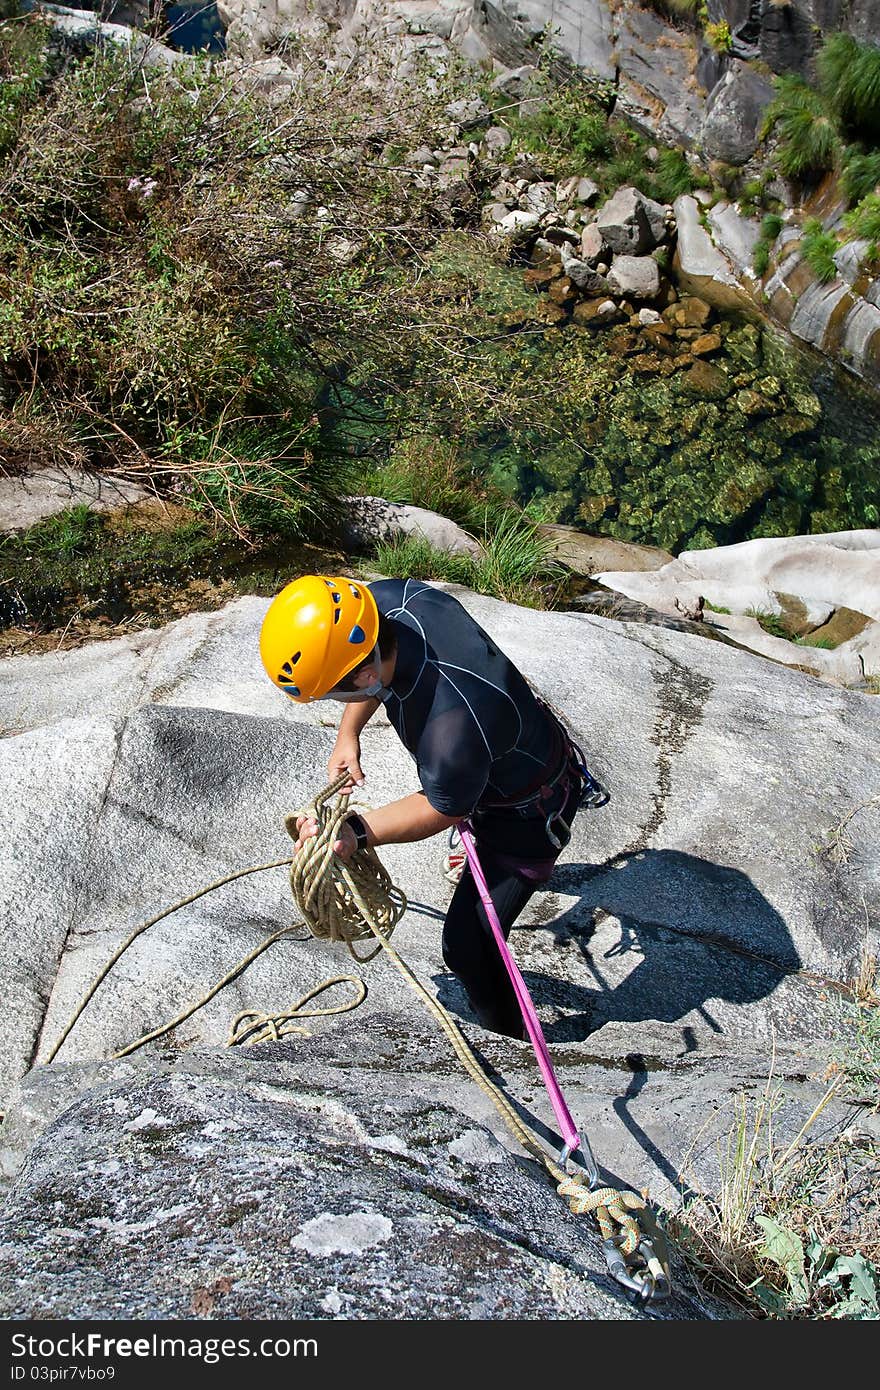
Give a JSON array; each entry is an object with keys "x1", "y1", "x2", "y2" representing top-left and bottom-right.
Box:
[
  {"x1": 745, "y1": 607, "x2": 794, "y2": 640},
  {"x1": 800, "y1": 218, "x2": 839, "y2": 283},
  {"x1": 673, "y1": 972, "x2": 880, "y2": 1321},
  {"x1": 365, "y1": 507, "x2": 565, "y2": 609},
  {"x1": 818, "y1": 33, "x2": 880, "y2": 146},
  {"x1": 844, "y1": 192, "x2": 880, "y2": 260},
  {"x1": 760, "y1": 75, "x2": 841, "y2": 184},
  {"x1": 840, "y1": 146, "x2": 880, "y2": 207},
  {"x1": 752, "y1": 213, "x2": 784, "y2": 276},
  {"x1": 671, "y1": 1070, "x2": 880, "y2": 1318}
]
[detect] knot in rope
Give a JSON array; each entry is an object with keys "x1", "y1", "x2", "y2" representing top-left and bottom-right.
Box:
[
  {"x1": 286, "y1": 772, "x2": 407, "y2": 962},
  {"x1": 556, "y1": 1174, "x2": 645, "y2": 1255}
]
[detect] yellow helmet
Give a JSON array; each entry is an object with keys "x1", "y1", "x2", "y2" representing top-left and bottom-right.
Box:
[{"x1": 259, "y1": 575, "x2": 380, "y2": 703}]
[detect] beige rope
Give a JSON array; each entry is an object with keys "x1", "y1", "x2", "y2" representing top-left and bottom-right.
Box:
[
  {"x1": 48, "y1": 773, "x2": 655, "y2": 1271},
  {"x1": 286, "y1": 773, "x2": 406, "y2": 962},
  {"x1": 294, "y1": 778, "x2": 648, "y2": 1259}
]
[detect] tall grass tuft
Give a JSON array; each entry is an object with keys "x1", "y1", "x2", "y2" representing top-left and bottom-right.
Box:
[
  {"x1": 671, "y1": 1044, "x2": 880, "y2": 1318},
  {"x1": 800, "y1": 219, "x2": 839, "y2": 284},
  {"x1": 840, "y1": 146, "x2": 880, "y2": 207},
  {"x1": 844, "y1": 192, "x2": 880, "y2": 260},
  {"x1": 365, "y1": 508, "x2": 565, "y2": 608},
  {"x1": 819, "y1": 33, "x2": 880, "y2": 145},
  {"x1": 761, "y1": 76, "x2": 840, "y2": 182}
]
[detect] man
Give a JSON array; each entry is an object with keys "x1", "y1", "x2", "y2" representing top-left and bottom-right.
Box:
[{"x1": 259, "y1": 573, "x2": 603, "y2": 1039}]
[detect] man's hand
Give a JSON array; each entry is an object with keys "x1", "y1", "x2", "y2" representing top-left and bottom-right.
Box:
[
  {"x1": 328, "y1": 735, "x2": 365, "y2": 796},
  {"x1": 292, "y1": 813, "x2": 359, "y2": 862}
]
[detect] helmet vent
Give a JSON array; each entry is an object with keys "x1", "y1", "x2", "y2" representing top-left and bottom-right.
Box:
[
  {"x1": 349, "y1": 584, "x2": 360, "y2": 597},
  {"x1": 348, "y1": 624, "x2": 366, "y2": 644},
  {"x1": 333, "y1": 608, "x2": 341, "y2": 624},
  {"x1": 331, "y1": 591, "x2": 341, "y2": 603}
]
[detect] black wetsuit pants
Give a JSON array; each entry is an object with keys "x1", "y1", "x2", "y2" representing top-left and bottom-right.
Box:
[{"x1": 441, "y1": 772, "x2": 582, "y2": 1038}]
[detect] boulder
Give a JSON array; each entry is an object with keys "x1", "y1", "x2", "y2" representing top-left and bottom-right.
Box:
[
  {"x1": 538, "y1": 525, "x2": 673, "y2": 575},
  {"x1": 341, "y1": 496, "x2": 483, "y2": 558},
  {"x1": 493, "y1": 209, "x2": 540, "y2": 247},
  {"x1": 0, "y1": 469, "x2": 150, "y2": 533},
  {"x1": 522, "y1": 181, "x2": 557, "y2": 216},
  {"x1": 483, "y1": 125, "x2": 512, "y2": 156},
  {"x1": 580, "y1": 223, "x2": 606, "y2": 264},
  {"x1": 700, "y1": 62, "x2": 775, "y2": 167},
  {"x1": 607, "y1": 254, "x2": 661, "y2": 301},
  {"x1": 597, "y1": 187, "x2": 667, "y2": 256},
  {"x1": 444, "y1": 95, "x2": 491, "y2": 130},
  {"x1": 672, "y1": 196, "x2": 755, "y2": 315}
]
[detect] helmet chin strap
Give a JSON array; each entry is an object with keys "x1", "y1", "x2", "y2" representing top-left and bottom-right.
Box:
[
  {"x1": 320, "y1": 683, "x2": 388, "y2": 704},
  {"x1": 317, "y1": 646, "x2": 389, "y2": 703}
]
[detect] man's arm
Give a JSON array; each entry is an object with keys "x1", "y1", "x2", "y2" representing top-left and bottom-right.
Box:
[
  {"x1": 294, "y1": 791, "x2": 458, "y2": 862},
  {"x1": 328, "y1": 698, "x2": 380, "y2": 791}
]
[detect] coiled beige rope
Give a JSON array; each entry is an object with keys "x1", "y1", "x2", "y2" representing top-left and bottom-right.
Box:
[{"x1": 286, "y1": 773, "x2": 407, "y2": 962}]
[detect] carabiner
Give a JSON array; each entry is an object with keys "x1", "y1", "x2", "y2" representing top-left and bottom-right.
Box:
[
  {"x1": 558, "y1": 1130, "x2": 600, "y2": 1190},
  {"x1": 602, "y1": 1234, "x2": 671, "y2": 1302}
]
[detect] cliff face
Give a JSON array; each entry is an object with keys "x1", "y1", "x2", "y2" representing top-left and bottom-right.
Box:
[{"x1": 0, "y1": 587, "x2": 877, "y2": 1316}]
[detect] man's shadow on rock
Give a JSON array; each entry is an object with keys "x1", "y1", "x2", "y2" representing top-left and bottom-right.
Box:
[{"x1": 438, "y1": 849, "x2": 801, "y2": 1045}]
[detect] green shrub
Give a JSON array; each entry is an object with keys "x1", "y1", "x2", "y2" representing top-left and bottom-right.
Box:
[
  {"x1": 761, "y1": 75, "x2": 840, "y2": 182},
  {"x1": 819, "y1": 33, "x2": 880, "y2": 145},
  {"x1": 752, "y1": 213, "x2": 784, "y2": 276},
  {"x1": 651, "y1": 148, "x2": 697, "y2": 201},
  {"x1": 801, "y1": 218, "x2": 839, "y2": 283},
  {"x1": 844, "y1": 192, "x2": 880, "y2": 259},
  {"x1": 840, "y1": 146, "x2": 880, "y2": 206},
  {"x1": 0, "y1": 41, "x2": 459, "y2": 540},
  {"x1": 705, "y1": 22, "x2": 732, "y2": 54},
  {"x1": 0, "y1": 11, "x2": 50, "y2": 162},
  {"x1": 512, "y1": 89, "x2": 613, "y2": 166}
]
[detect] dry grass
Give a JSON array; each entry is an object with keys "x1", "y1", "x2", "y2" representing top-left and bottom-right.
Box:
[{"x1": 671, "y1": 978, "x2": 880, "y2": 1320}]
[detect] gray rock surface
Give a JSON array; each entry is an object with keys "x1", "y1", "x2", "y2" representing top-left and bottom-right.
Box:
[
  {"x1": 597, "y1": 530, "x2": 880, "y2": 683},
  {"x1": 341, "y1": 495, "x2": 483, "y2": 557},
  {"x1": 1, "y1": 580, "x2": 878, "y2": 1317},
  {"x1": 0, "y1": 1036, "x2": 713, "y2": 1319},
  {"x1": 707, "y1": 202, "x2": 761, "y2": 277},
  {"x1": 0, "y1": 468, "x2": 150, "y2": 533},
  {"x1": 597, "y1": 187, "x2": 666, "y2": 257},
  {"x1": 607, "y1": 253, "x2": 661, "y2": 301},
  {"x1": 789, "y1": 279, "x2": 854, "y2": 352},
  {"x1": 673, "y1": 195, "x2": 753, "y2": 315},
  {"x1": 700, "y1": 63, "x2": 774, "y2": 167}
]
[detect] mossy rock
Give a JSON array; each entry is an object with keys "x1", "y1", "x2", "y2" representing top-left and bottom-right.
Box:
[{"x1": 681, "y1": 360, "x2": 731, "y2": 399}]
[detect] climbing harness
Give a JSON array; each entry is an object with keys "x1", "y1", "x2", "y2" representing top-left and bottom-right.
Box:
[{"x1": 50, "y1": 771, "x2": 670, "y2": 1304}]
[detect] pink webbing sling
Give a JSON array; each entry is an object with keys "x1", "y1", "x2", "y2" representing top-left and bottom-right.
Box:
[{"x1": 458, "y1": 823, "x2": 598, "y2": 1182}]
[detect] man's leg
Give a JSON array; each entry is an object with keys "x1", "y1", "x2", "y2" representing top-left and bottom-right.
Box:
[{"x1": 441, "y1": 852, "x2": 535, "y2": 1038}]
